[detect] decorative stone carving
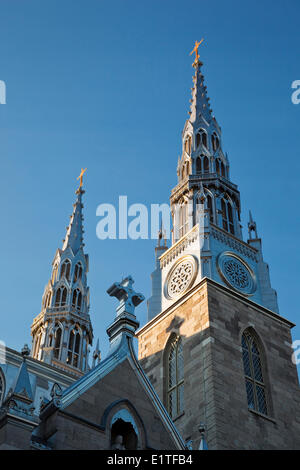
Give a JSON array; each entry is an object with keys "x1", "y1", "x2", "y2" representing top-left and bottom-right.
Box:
[
  {"x1": 165, "y1": 255, "x2": 198, "y2": 300},
  {"x1": 217, "y1": 251, "x2": 256, "y2": 296}
]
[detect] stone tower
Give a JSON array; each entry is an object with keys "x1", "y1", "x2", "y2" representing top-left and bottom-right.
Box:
[
  {"x1": 137, "y1": 55, "x2": 300, "y2": 449},
  {"x1": 31, "y1": 185, "x2": 93, "y2": 375}
]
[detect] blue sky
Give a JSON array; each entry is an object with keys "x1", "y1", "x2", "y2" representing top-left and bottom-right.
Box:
[{"x1": 0, "y1": 0, "x2": 299, "y2": 373}]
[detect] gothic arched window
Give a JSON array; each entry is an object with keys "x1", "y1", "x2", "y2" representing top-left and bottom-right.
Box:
[
  {"x1": 206, "y1": 194, "x2": 214, "y2": 224},
  {"x1": 167, "y1": 336, "x2": 184, "y2": 419},
  {"x1": 196, "y1": 130, "x2": 207, "y2": 148},
  {"x1": 179, "y1": 202, "x2": 188, "y2": 238},
  {"x1": 196, "y1": 157, "x2": 202, "y2": 174},
  {"x1": 221, "y1": 197, "x2": 234, "y2": 235},
  {"x1": 53, "y1": 326, "x2": 62, "y2": 359},
  {"x1": 72, "y1": 288, "x2": 82, "y2": 311},
  {"x1": 67, "y1": 326, "x2": 81, "y2": 368},
  {"x1": 74, "y1": 262, "x2": 83, "y2": 283},
  {"x1": 55, "y1": 287, "x2": 68, "y2": 307},
  {"x1": 33, "y1": 329, "x2": 42, "y2": 359},
  {"x1": 221, "y1": 161, "x2": 226, "y2": 177},
  {"x1": 212, "y1": 132, "x2": 219, "y2": 152},
  {"x1": 44, "y1": 291, "x2": 52, "y2": 308},
  {"x1": 242, "y1": 331, "x2": 268, "y2": 415},
  {"x1": 52, "y1": 264, "x2": 58, "y2": 283},
  {"x1": 216, "y1": 159, "x2": 220, "y2": 175},
  {"x1": 60, "y1": 260, "x2": 71, "y2": 282},
  {"x1": 203, "y1": 156, "x2": 209, "y2": 173}
]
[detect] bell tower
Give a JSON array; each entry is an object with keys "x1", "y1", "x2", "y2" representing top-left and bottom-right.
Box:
[
  {"x1": 147, "y1": 50, "x2": 278, "y2": 320},
  {"x1": 137, "y1": 48, "x2": 300, "y2": 449},
  {"x1": 31, "y1": 175, "x2": 93, "y2": 375}
]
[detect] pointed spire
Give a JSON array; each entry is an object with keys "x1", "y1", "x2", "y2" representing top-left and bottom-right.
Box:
[
  {"x1": 2, "y1": 345, "x2": 35, "y2": 418},
  {"x1": 189, "y1": 59, "x2": 214, "y2": 125},
  {"x1": 12, "y1": 345, "x2": 33, "y2": 401},
  {"x1": 248, "y1": 210, "x2": 258, "y2": 239},
  {"x1": 62, "y1": 187, "x2": 85, "y2": 254},
  {"x1": 157, "y1": 218, "x2": 167, "y2": 248},
  {"x1": 92, "y1": 339, "x2": 101, "y2": 368}
]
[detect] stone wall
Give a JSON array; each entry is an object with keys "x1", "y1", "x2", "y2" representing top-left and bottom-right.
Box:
[{"x1": 137, "y1": 278, "x2": 300, "y2": 449}]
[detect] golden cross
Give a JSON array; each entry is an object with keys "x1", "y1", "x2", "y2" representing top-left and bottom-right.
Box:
[
  {"x1": 77, "y1": 168, "x2": 87, "y2": 188},
  {"x1": 190, "y1": 39, "x2": 204, "y2": 63}
]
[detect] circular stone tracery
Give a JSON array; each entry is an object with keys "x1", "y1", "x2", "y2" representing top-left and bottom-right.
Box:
[
  {"x1": 223, "y1": 259, "x2": 250, "y2": 289},
  {"x1": 217, "y1": 252, "x2": 256, "y2": 295},
  {"x1": 166, "y1": 256, "x2": 197, "y2": 299}
]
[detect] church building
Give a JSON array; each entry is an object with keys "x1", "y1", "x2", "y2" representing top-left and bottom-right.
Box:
[{"x1": 0, "y1": 47, "x2": 299, "y2": 450}]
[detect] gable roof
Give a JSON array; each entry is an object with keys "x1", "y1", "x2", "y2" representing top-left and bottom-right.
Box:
[{"x1": 40, "y1": 331, "x2": 186, "y2": 450}]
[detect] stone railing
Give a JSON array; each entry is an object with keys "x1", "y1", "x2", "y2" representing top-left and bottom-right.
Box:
[
  {"x1": 160, "y1": 224, "x2": 199, "y2": 269},
  {"x1": 210, "y1": 223, "x2": 258, "y2": 262}
]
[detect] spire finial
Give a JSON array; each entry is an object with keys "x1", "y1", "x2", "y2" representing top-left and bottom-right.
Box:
[
  {"x1": 77, "y1": 167, "x2": 87, "y2": 189},
  {"x1": 190, "y1": 39, "x2": 204, "y2": 67},
  {"x1": 157, "y1": 218, "x2": 167, "y2": 248},
  {"x1": 248, "y1": 210, "x2": 258, "y2": 239}
]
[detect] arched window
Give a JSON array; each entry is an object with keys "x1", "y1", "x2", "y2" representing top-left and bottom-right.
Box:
[
  {"x1": 72, "y1": 288, "x2": 82, "y2": 311},
  {"x1": 221, "y1": 197, "x2": 235, "y2": 235},
  {"x1": 60, "y1": 260, "x2": 71, "y2": 282},
  {"x1": 221, "y1": 161, "x2": 226, "y2": 177},
  {"x1": 203, "y1": 156, "x2": 209, "y2": 173},
  {"x1": 44, "y1": 291, "x2": 52, "y2": 308},
  {"x1": 211, "y1": 133, "x2": 219, "y2": 152},
  {"x1": 196, "y1": 157, "x2": 202, "y2": 174},
  {"x1": 196, "y1": 130, "x2": 207, "y2": 148},
  {"x1": 52, "y1": 264, "x2": 58, "y2": 283},
  {"x1": 242, "y1": 331, "x2": 268, "y2": 415},
  {"x1": 179, "y1": 202, "x2": 188, "y2": 238},
  {"x1": 55, "y1": 287, "x2": 68, "y2": 307},
  {"x1": 33, "y1": 329, "x2": 42, "y2": 359},
  {"x1": 167, "y1": 336, "x2": 184, "y2": 419},
  {"x1": 186, "y1": 161, "x2": 190, "y2": 176},
  {"x1": 206, "y1": 194, "x2": 214, "y2": 224},
  {"x1": 216, "y1": 159, "x2": 220, "y2": 175},
  {"x1": 53, "y1": 326, "x2": 62, "y2": 359},
  {"x1": 74, "y1": 262, "x2": 83, "y2": 283},
  {"x1": 67, "y1": 326, "x2": 81, "y2": 368}
]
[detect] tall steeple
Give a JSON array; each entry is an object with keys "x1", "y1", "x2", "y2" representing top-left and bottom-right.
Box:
[
  {"x1": 147, "y1": 44, "x2": 279, "y2": 319},
  {"x1": 62, "y1": 188, "x2": 85, "y2": 253},
  {"x1": 31, "y1": 173, "x2": 93, "y2": 375},
  {"x1": 173, "y1": 54, "x2": 242, "y2": 244}
]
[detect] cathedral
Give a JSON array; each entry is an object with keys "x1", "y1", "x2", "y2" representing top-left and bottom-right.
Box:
[{"x1": 0, "y1": 48, "x2": 299, "y2": 450}]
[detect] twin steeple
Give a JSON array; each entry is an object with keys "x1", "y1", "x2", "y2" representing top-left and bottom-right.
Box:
[
  {"x1": 173, "y1": 52, "x2": 242, "y2": 244},
  {"x1": 31, "y1": 173, "x2": 93, "y2": 375},
  {"x1": 148, "y1": 43, "x2": 279, "y2": 319}
]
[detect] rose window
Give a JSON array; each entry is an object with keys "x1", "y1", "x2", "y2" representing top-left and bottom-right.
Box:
[
  {"x1": 223, "y1": 259, "x2": 250, "y2": 289},
  {"x1": 167, "y1": 258, "x2": 196, "y2": 298},
  {"x1": 217, "y1": 252, "x2": 256, "y2": 295}
]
